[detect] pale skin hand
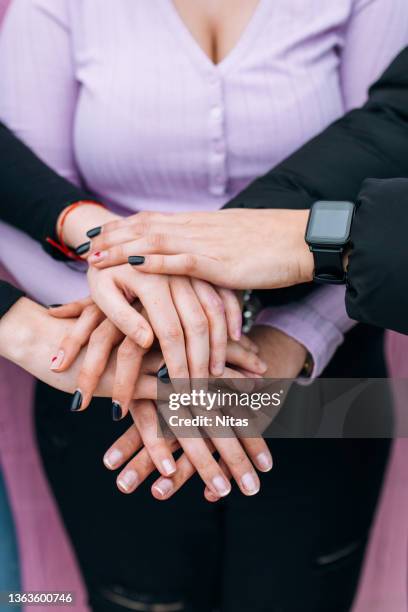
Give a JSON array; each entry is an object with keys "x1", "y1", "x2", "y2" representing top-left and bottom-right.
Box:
[
  {"x1": 57, "y1": 202, "x2": 121, "y2": 250},
  {"x1": 47, "y1": 299, "x2": 271, "y2": 496},
  {"x1": 49, "y1": 299, "x2": 266, "y2": 416},
  {"x1": 0, "y1": 297, "x2": 271, "y2": 494},
  {"x1": 86, "y1": 264, "x2": 244, "y2": 377},
  {"x1": 86, "y1": 209, "x2": 315, "y2": 289},
  {"x1": 105, "y1": 325, "x2": 306, "y2": 502}
]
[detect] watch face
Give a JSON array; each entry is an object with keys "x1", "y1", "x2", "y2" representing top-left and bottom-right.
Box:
[{"x1": 306, "y1": 201, "x2": 354, "y2": 246}]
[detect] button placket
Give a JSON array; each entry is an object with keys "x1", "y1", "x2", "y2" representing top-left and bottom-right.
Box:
[{"x1": 208, "y1": 73, "x2": 227, "y2": 197}]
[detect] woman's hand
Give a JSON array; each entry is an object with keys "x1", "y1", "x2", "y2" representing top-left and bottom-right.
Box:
[
  {"x1": 86, "y1": 209, "x2": 314, "y2": 289},
  {"x1": 87, "y1": 264, "x2": 247, "y2": 379},
  {"x1": 104, "y1": 402, "x2": 273, "y2": 499},
  {"x1": 57, "y1": 202, "x2": 121, "y2": 252},
  {"x1": 49, "y1": 298, "x2": 267, "y2": 417}
]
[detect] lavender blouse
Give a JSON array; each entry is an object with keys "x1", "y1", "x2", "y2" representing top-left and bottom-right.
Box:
[{"x1": 0, "y1": 0, "x2": 407, "y2": 376}]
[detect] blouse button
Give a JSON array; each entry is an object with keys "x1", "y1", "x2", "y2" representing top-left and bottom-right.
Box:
[{"x1": 211, "y1": 106, "x2": 223, "y2": 121}]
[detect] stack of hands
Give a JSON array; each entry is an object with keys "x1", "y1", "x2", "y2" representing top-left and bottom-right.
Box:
[{"x1": 3, "y1": 205, "x2": 311, "y2": 503}]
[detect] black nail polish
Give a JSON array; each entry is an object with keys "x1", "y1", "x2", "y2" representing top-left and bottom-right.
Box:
[
  {"x1": 48, "y1": 304, "x2": 63, "y2": 309},
  {"x1": 70, "y1": 390, "x2": 83, "y2": 412},
  {"x1": 87, "y1": 226, "x2": 102, "y2": 239},
  {"x1": 112, "y1": 401, "x2": 123, "y2": 421},
  {"x1": 157, "y1": 364, "x2": 170, "y2": 384},
  {"x1": 128, "y1": 256, "x2": 145, "y2": 266},
  {"x1": 75, "y1": 241, "x2": 91, "y2": 256}
]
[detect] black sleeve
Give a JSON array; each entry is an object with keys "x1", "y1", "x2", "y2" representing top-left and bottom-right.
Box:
[
  {"x1": 0, "y1": 281, "x2": 25, "y2": 319},
  {"x1": 222, "y1": 47, "x2": 408, "y2": 306},
  {"x1": 0, "y1": 122, "x2": 93, "y2": 259},
  {"x1": 345, "y1": 178, "x2": 408, "y2": 334}
]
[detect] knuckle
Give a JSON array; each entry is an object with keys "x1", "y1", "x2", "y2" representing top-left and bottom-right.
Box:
[
  {"x1": 183, "y1": 254, "x2": 197, "y2": 274},
  {"x1": 225, "y1": 450, "x2": 248, "y2": 470},
  {"x1": 190, "y1": 315, "x2": 208, "y2": 337},
  {"x1": 147, "y1": 232, "x2": 165, "y2": 250},
  {"x1": 163, "y1": 324, "x2": 184, "y2": 344}
]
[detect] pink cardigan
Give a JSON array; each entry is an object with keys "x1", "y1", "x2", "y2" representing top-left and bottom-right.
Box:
[{"x1": 0, "y1": 1, "x2": 406, "y2": 609}]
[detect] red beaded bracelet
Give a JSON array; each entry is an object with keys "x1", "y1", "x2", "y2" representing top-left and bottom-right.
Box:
[{"x1": 46, "y1": 200, "x2": 106, "y2": 260}]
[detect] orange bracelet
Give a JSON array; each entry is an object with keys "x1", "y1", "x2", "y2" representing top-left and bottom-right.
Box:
[{"x1": 46, "y1": 200, "x2": 106, "y2": 260}]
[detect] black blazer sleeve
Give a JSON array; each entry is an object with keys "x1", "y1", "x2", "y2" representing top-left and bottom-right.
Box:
[
  {"x1": 346, "y1": 178, "x2": 408, "y2": 335},
  {"x1": 222, "y1": 47, "x2": 408, "y2": 307},
  {"x1": 0, "y1": 122, "x2": 92, "y2": 259},
  {"x1": 0, "y1": 281, "x2": 25, "y2": 319}
]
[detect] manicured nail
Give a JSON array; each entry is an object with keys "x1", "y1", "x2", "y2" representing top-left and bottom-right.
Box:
[
  {"x1": 153, "y1": 478, "x2": 174, "y2": 498},
  {"x1": 48, "y1": 304, "x2": 62, "y2": 309},
  {"x1": 256, "y1": 452, "x2": 273, "y2": 472},
  {"x1": 88, "y1": 250, "x2": 107, "y2": 264},
  {"x1": 70, "y1": 389, "x2": 83, "y2": 412},
  {"x1": 103, "y1": 448, "x2": 124, "y2": 469},
  {"x1": 117, "y1": 470, "x2": 139, "y2": 493},
  {"x1": 86, "y1": 226, "x2": 102, "y2": 238},
  {"x1": 128, "y1": 256, "x2": 145, "y2": 266},
  {"x1": 241, "y1": 472, "x2": 260, "y2": 495},
  {"x1": 50, "y1": 350, "x2": 65, "y2": 370},
  {"x1": 212, "y1": 476, "x2": 231, "y2": 497},
  {"x1": 157, "y1": 364, "x2": 170, "y2": 384},
  {"x1": 162, "y1": 458, "x2": 176, "y2": 476},
  {"x1": 112, "y1": 401, "x2": 123, "y2": 421},
  {"x1": 75, "y1": 241, "x2": 91, "y2": 256},
  {"x1": 234, "y1": 327, "x2": 242, "y2": 341}
]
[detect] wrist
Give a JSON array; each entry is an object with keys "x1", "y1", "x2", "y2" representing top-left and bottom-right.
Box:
[
  {"x1": 295, "y1": 210, "x2": 314, "y2": 283},
  {"x1": 58, "y1": 202, "x2": 120, "y2": 248},
  {"x1": 0, "y1": 298, "x2": 44, "y2": 364}
]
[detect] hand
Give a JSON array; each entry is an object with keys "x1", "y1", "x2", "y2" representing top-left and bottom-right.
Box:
[
  {"x1": 87, "y1": 265, "x2": 247, "y2": 379},
  {"x1": 49, "y1": 298, "x2": 266, "y2": 417},
  {"x1": 86, "y1": 209, "x2": 314, "y2": 289},
  {"x1": 57, "y1": 202, "x2": 121, "y2": 252},
  {"x1": 247, "y1": 325, "x2": 308, "y2": 379},
  {"x1": 104, "y1": 402, "x2": 273, "y2": 500}
]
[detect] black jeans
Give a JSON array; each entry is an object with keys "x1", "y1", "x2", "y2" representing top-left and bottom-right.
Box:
[{"x1": 35, "y1": 324, "x2": 390, "y2": 612}]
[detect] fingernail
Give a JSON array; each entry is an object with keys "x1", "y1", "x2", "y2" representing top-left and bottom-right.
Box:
[
  {"x1": 136, "y1": 328, "x2": 151, "y2": 349},
  {"x1": 212, "y1": 476, "x2": 231, "y2": 497},
  {"x1": 157, "y1": 364, "x2": 170, "y2": 384},
  {"x1": 103, "y1": 448, "x2": 123, "y2": 469},
  {"x1": 153, "y1": 478, "x2": 174, "y2": 498},
  {"x1": 88, "y1": 250, "x2": 107, "y2": 264},
  {"x1": 75, "y1": 241, "x2": 91, "y2": 256},
  {"x1": 47, "y1": 304, "x2": 63, "y2": 309},
  {"x1": 162, "y1": 458, "x2": 176, "y2": 476},
  {"x1": 117, "y1": 470, "x2": 139, "y2": 493},
  {"x1": 234, "y1": 327, "x2": 242, "y2": 341},
  {"x1": 256, "y1": 452, "x2": 273, "y2": 472},
  {"x1": 50, "y1": 350, "x2": 65, "y2": 370},
  {"x1": 241, "y1": 472, "x2": 260, "y2": 495},
  {"x1": 70, "y1": 389, "x2": 83, "y2": 412},
  {"x1": 256, "y1": 359, "x2": 268, "y2": 373},
  {"x1": 112, "y1": 401, "x2": 123, "y2": 421},
  {"x1": 128, "y1": 256, "x2": 145, "y2": 266},
  {"x1": 86, "y1": 226, "x2": 102, "y2": 238}
]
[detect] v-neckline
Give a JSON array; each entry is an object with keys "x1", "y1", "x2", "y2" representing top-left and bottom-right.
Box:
[{"x1": 162, "y1": 0, "x2": 269, "y2": 75}]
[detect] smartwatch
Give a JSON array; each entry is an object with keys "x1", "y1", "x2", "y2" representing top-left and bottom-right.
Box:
[{"x1": 305, "y1": 201, "x2": 355, "y2": 284}]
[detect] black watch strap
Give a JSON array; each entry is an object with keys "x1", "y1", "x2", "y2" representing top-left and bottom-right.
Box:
[{"x1": 310, "y1": 247, "x2": 346, "y2": 284}]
